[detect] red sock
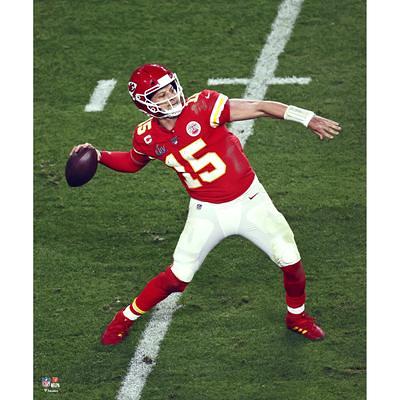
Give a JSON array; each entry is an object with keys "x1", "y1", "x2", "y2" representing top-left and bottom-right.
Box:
[
  {"x1": 281, "y1": 260, "x2": 306, "y2": 310},
  {"x1": 129, "y1": 266, "x2": 188, "y2": 316}
]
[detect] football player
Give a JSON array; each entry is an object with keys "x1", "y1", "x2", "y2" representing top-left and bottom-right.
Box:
[{"x1": 71, "y1": 64, "x2": 341, "y2": 345}]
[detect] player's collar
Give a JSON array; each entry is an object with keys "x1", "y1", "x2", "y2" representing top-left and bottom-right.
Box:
[{"x1": 155, "y1": 116, "x2": 178, "y2": 134}]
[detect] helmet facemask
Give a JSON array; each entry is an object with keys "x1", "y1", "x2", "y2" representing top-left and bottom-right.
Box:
[{"x1": 133, "y1": 73, "x2": 185, "y2": 118}]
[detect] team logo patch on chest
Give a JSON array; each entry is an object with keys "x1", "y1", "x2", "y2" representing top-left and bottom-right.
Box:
[{"x1": 186, "y1": 121, "x2": 201, "y2": 137}]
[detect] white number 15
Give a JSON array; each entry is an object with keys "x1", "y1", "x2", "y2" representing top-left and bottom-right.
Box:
[{"x1": 165, "y1": 138, "x2": 226, "y2": 189}]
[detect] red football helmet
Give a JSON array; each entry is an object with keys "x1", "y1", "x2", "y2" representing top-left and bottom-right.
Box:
[{"x1": 128, "y1": 64, "x2": 185, "y2": 118}]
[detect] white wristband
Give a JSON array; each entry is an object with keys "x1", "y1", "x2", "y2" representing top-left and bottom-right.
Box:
[{"x1": 284, "y1": 105, "x2": 315, "y2": 127}]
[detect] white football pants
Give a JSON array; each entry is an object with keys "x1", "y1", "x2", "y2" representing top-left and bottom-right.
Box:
[{"x1": 171, "y1": 176, "x2": 301, "y2": 283}]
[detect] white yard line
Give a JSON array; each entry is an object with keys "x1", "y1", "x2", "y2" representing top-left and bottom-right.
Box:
[
  {"x1": 230, "y1": 0, "x2": 304, "y2": 146},
  {"x1": 208, "y1": 76, "x2": 311, "y2": 86},
  {"x1": 117, "y1": 1, "x2": 304, "y2": 399},
  {"x1": 208, "y1": 77, "x2": 251, "y2": 85},
  {"x1": 268, "y1": 76, "x2": 311, "y2": 85},
  {"x1": 116, "y1": 294, "x2": 182, "y2": 400},
  {"x1": 84, "y1": 79, "x2": 117, "y2": 112}
]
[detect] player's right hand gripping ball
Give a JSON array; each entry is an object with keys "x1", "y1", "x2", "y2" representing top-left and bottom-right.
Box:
[{"x1": 65, "y1": 147, "x2": 98, "y2": 187}]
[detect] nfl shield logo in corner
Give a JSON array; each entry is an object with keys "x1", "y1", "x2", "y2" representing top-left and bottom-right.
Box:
[
  {"x1": 40, "y1": 375, "x2": 60, "y2": 392},
  {"x1": 41, "y1": 376, "x2": 51, "y2": 388}
]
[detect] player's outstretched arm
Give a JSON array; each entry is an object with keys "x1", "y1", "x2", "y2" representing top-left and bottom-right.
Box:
[{"x1": 229, "y1": 99, "x2": 341, "y2": 140}]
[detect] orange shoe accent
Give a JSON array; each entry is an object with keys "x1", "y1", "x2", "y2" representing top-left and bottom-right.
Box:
[
  {"x1": 285, "y1": 312, "x2": 325, "y2": 341},
  {"x1": 101, "y1": 309, "x2": 135, "y2": 346}
]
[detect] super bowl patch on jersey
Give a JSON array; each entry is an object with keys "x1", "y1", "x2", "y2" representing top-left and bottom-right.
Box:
[{"x1": 186, "y1": 121, "x2": 201, "y2": 137}]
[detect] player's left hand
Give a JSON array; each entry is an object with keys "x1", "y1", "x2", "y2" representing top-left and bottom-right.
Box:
[{"x1": 308, "y1": 116, "x2": 341, "y2": 140}]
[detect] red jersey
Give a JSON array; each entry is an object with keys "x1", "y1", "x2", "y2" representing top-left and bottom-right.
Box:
[{"x1": 101, "y1": 90, "x2": 255, "y2": 203}]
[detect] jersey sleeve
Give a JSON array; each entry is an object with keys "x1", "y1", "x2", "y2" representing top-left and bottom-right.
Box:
[
  {"x1": 130, "y1": 119, "x2": 156, "y2": 159},
  {"x1": 201, "y1": 89, "x2": 230, "y2": 128},
  {"x1": 100, "y1": 149, "x2": 149, "y2": 173},
  {"x1": 99, "y1": 124, "x2": 152, "y2": 173}
]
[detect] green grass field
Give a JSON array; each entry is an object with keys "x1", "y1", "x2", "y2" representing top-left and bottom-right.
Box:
[{"x1": 34, "y1": 0, "x2": 366, "y2": 398}]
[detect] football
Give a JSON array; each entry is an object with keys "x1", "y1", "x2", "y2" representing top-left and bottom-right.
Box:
[{"x1": 65, "y1": 147, "x2": 98, "y2": 187}]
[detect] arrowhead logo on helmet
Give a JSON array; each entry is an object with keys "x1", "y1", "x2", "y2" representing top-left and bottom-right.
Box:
[
  {"x1": 128, "y1": 81, "x2": 137, "y2": 94},
  {"x1": 128, "y1": 64, "x2": 185, "y2": 119}
]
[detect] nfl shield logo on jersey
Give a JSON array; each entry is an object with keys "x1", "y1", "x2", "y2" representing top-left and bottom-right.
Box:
[{"x1": 186, "y1": 121, "x2": 201, "y2": 137}]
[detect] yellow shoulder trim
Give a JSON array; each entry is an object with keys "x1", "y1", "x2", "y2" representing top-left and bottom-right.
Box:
[{"x1": 210, "y1": 94, "x2": 228, "y2": 128}]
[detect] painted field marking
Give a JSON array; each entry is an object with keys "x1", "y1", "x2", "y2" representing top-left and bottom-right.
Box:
[
  {"x1": 208, "y1": 76, "x2": 311, "y2": 86},
  {"x1": 116, "y1": 294, "x2": 181, "y2": 400},
  {"x1": 117, "y1": 0, "x2": 305, "y2": 399},
  {"x1": 84, "y1": 79, "x2": 117, "y2": 112},
  {"x1": 227, "y1": 0, "x2": 305, "y2": 145}
]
